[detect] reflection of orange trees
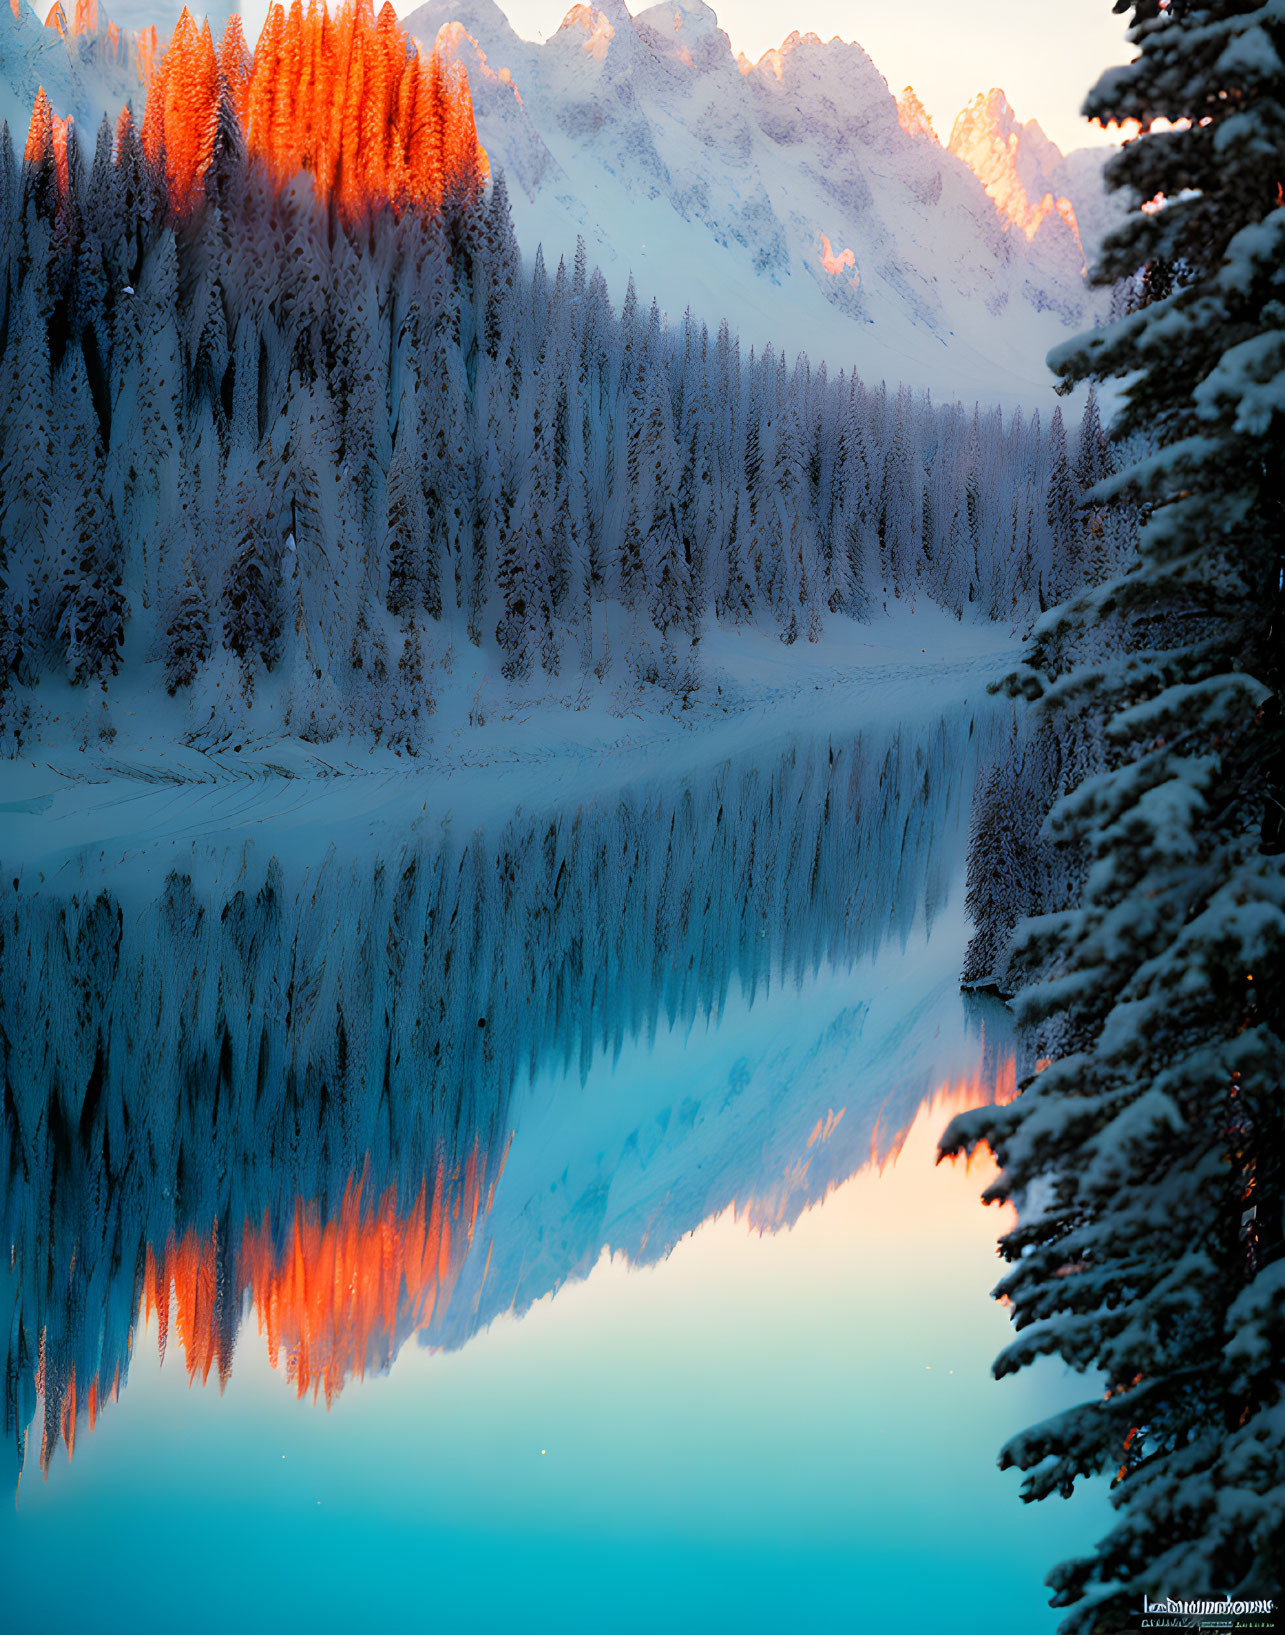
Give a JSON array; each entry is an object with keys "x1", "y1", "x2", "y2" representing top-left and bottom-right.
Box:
[
  {"x1": 239, "y1": 1145, "x2": 499, "y2": 1405},
  {"x1": 26, "y1": 0, "x2": 487, "y2": 222},
  {"x1": 33, "y1": 1141, "x2": 506, "y2": 1476}
]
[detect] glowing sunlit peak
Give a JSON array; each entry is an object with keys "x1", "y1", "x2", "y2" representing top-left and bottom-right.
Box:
[
  {"x1": 948, "y1": 86, "x2": 1085, "y2": 259},
  {"x1": 434, "y1": 20, "x2": 524, "y2": 105},
  {"x1": 897, "y1": 86, "x2": 938, "y2": 144},
  {"x1": 561, "y1": 3, "x2": 615, "y2": 59}
]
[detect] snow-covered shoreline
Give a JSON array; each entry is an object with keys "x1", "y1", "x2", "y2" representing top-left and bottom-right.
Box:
[{"x1": 0, "y1": 606, "x2": 1018, "y2": 875}]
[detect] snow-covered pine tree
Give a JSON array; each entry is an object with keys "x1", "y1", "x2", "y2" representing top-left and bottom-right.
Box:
[
  {"x1": 1043, "y1": 402, "x2": 1080, "y2": 605},
  {"x1": 637, "y1": 367, "x2": 689, "y2": 683},
  {"x1": 165, "y1": 552, "x2": 212, "y2": 693},
  {"x1": 879, "y1": 385, "x2": 919, "y2": 599},
  {"x1": 833, "y1": 390, "x2": 876, "y2": 615},
  {"x1": 1073, "y1": 383, "x2": 1114, "y2": 585},
  {"x1": 469, "y1": 364, "x2": 510, "y2": 646},
  {"x1": 563, "y1": 375, "x2": 594, "y2": 674},
  {"x1": 676, "y1": 335, "x2": 714, "y2": 637},
  {"x1": 765, "y1": 388, "x2": 820, "y2": 644},
  {"x1": 133, "y1": 228, "x2": 184, "y2": 623},
  {"x1": 972, "y1": 403, "x2": 1010, "y2": 621},
  {"x1": 222, "y1": 481, "x2": 283, "y2": 693},
  {"x1": 55, "y1": 337, "x2": 126, "y2": 684},
  {"x1": 61, "y1": 504, "x2": 126, "y2": 687},
  {"x1": 494, "y1": 389, "x2": 534, "y2": 682},
  {"x1": 942, "y1": 3, "x2": 1285, "y2": 1627},
  {"x1": 387, "y1": 620, "x2": 433, "y2": 755},
  {"x1": 384, "y1": 378, "x2": 428, "y2": 619}
]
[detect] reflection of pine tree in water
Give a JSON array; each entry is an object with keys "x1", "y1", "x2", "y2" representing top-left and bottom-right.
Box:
[{"x1": 1, "y1": 709, "x2": 993, "y2": 1485}]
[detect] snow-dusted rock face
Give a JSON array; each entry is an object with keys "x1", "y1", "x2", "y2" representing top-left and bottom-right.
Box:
[
  {"x1": 941, "y1": 87, "x2": 1125, "y2": 278},
  {"x1": 948, "y1": 88, "x2": 1071, "y2": 240},
  {"x1": 406, "y1": 0, "x2": 1109, "y2": 402},
  {"x1": 895, "y1": 85, "x2": 937, "y2": 144}
]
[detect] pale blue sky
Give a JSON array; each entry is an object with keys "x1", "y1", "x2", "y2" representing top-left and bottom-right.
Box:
[{"x1": 425, "y1": 0, "x2": 1136, "y2": 154}]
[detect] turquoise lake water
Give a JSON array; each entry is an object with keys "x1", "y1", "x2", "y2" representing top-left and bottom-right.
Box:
[{"x1": 0, "y1": 717, "x2": 1106, "y2": 1631}]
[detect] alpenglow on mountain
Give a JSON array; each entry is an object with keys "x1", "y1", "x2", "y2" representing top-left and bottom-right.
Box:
[
  {"x1": 1, "y1": 0, "x2": 1112, "y2": 402},
  {"x1": 404, "y1": 0, "x2": 1112, "y2": 400}
]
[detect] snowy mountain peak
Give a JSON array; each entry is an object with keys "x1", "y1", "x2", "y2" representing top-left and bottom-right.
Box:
[
  {"x1": 636, "y1": 0, "x2": 720, "y2": 36},
  {"x1": 896, "y1": 85, "x2": 937, "y2": 143},
  {"x1": 748, "y1": 29, "x2": 865, "y2": 84},
  {"x1": 405, "y1": 0, "x2": 524, "y2": 59},
  {"x1": 948, "y1": 86, "x2": 1074, "y2": 239},
  {"x1": 743, "y1": 28, "x2": 896, "y2": 127},
  {"x1": 635, "y1": 1, "x2": 732, "y2": 72},
  {"x1": 400, "y1": 1, "x2": 1108, "y2": 398},
  {"x1": 434, "y1": 17, "x2": 524, "y2": 103},
  {"x1": 553, "y1": 0, "x2": 636, "y2": 48},
  {"x1": 953, "y1": 86, "x2": 1024, "y2": 137},
  {"x1": 557, "y1": 0, "x2": 615, "y2": 50},
  {"x1": 547, "y1": 0, "x2": 646, "y2": 74}
]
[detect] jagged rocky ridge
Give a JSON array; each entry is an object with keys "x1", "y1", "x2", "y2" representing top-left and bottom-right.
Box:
[{"x1": 409, "y1": 0, "x2": 1112, "y2": 397}]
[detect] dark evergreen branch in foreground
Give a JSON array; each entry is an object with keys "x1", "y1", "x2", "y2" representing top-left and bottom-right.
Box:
[
  {"x1": 0, "y1": 106, "x2": 1123, "y2": 750},
  {"x1": 943, "y1": 2, "x2": 1285, "y2": 1628}
]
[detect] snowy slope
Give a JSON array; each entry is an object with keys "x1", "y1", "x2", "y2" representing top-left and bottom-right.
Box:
[
  {"x1": 0, "y1": 604, "x2": 1018, "y2": 877},
  {"x1": 407, "y1": 0, "x2": 1110, "y2": 404}
]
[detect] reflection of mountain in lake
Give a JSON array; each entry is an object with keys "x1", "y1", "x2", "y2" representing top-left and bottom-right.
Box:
[{"x1": 1, "y1": 705, "x2": 1003, "y2": 1488}]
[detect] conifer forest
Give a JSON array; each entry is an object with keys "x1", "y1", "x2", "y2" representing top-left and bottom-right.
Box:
[
  {"x1": 1, "y1": 6, "x2": 1126, "y2": 748},
  {"x1": 0, "y1": 1, "x2": 1280, "y2": 1632}
]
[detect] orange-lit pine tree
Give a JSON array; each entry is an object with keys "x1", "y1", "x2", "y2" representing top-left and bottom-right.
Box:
[
  {"x1": 140, "y1": 9, "x2": 220, "y2": 211},
  {"x1": 124, "y1": 0, "x2": 487, "y2": 220}
]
